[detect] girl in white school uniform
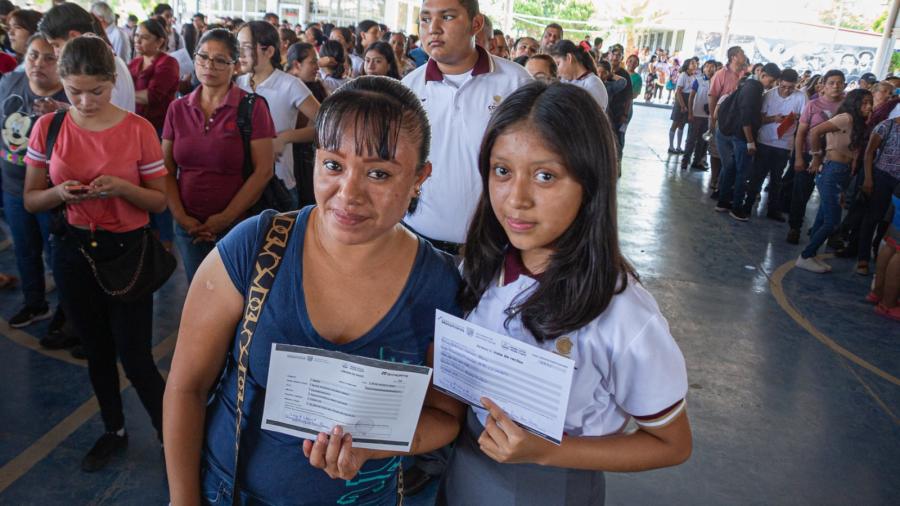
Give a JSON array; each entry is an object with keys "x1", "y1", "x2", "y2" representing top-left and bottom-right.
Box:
[{"x1": 438, "y1": 81, "x2": 692, "y2": 506}]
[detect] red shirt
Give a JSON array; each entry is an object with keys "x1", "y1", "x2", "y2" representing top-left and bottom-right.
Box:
[
  {"x1": 129, "y1": 53, "x2": 180, "y2": 132},
  {"x1": 25, "y1": 112, "x2": 166, "y2": 232},
  {"x1": 162, "y1": 84, "x2": 276, "y2": 222}
]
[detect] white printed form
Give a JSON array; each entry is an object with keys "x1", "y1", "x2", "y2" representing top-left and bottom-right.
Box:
[
  {"x1": 433, "y1": 310, "x2": 575, "y2": 444},
  {"x1": 261, "y1": 344, "x2": 433, "y2": 452}
]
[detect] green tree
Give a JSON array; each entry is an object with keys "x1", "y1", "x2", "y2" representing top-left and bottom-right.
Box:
[
  {"x1": 818, "y1": 0, "x2": 870, "y2": 31},
  {"x1": 513, "y1": 0, "x2": 597, "y2": 38},
  {"x1": 872, "y1": 10, "x2": 888, "y2": 34},
  {"x1": 603, "y1": 0, "x2": 666, "y2": 54}
]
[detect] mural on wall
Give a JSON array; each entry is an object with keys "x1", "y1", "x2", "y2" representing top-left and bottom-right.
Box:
[{"x1": 694, "y1": 31, "x2": 878, "y2": 82}]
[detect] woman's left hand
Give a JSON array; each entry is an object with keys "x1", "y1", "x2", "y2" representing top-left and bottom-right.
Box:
[
  {"x1": 89, "y1": 175, "x2": 132, "y2": 199},
  {"x1": 477, "y1": 397, "x2": 554, "y2": 465},
  {"x1": 303, "y1": 426, "x2": 371, "y2": 480}
]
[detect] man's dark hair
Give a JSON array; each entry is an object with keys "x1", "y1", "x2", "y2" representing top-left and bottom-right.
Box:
[
  {"x1": 39, "y1": 3, "x2": 108, "y2": 43},
  {"x1": 264, "y1": 12, "x2": 278, "y2": 21},
  {"x1": 726, "y1": 45, "x2": 743, "y2": 63},
  {"x1": 0, "y1": 0, "x2": 16, "y2": 16},
  {"x1": 594, "y1": 37, "x2": 603, "y2": 47},
  {"x1": 761, "y1": 62, "x2": 781, "y2": 80},
  {"x1": 455, "y1": 0, "x2": 480, "y2": 19},
  {"x1": 128, "y1": 14, "x2": 139, "y2": 23},
  {"x1": 544, "y1": 23, "x2": 563, "y2": 35},
  {"x1": 780, "y1": 68, "x2": 799, "y2": 83},
  {"x1": 152, "y1": 3, "x2": 173, "y2": 16},
  {"x1": 823, "y1": 69, "x2": 846, "y2": 84}
]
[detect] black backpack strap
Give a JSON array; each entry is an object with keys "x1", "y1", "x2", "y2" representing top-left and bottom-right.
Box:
[
  {"x1": 236, "y1": 92, "x2": 270, "y2": 181},
  {"x1": 46, "y1": 109, "x2": 67, "y2": 161},
  {"x1": 230, "y1": 210, "x2": 299, "y2": 505}
]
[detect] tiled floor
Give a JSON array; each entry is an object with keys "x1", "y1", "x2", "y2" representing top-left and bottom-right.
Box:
[{"x1": 0, "y1": 104, "x2": 897, "y2": 505}]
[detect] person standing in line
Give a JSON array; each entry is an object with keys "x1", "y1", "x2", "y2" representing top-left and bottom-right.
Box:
[
  {"x1": 626, "y1": 53, "x2": 642, "y2": 99},
  {"x1": 707, "y1": 46, "x2": 746, "y2": 197},
  {"x1": 786, "y1": 70, "x2": 846, "y2": 245},
  {"x1": 607, "y1": 44, "x2": 633, "y2": 161},
  {"x1": 716, "y1": 62, "x2": 781, "y2": 222},
  {"x1": 328, "y1": 26, "x2": 362, "y2": 78},
  {"x1": 796, "y1": 89, "x2": 872, "y2": 273},
  {"x1": 858, "y1": 105, "x2": 900, "y2": 274},
  {"x1": 550, "y1": 40, "x2": 607, "y2": 111},
  {"x1": 152, "y1": 3, "x2": 183, "y2": 53},
  {"x1": 669, "y1": 58, "x2": 696, "y2": 155},
  {"x1": 236, "y1": 21, "x2": 319, "y2": 208},
  {"x1": 317, "y1": 39, "x2": 349, "y2": 95},
  {"x1": 401, "y1": 0, "x2": 531, "y2": 252},
  {"x1": 1, "y1": 34, "x2": 69, "y2": 335},
  {"x1": 439, "y1": 80, "x2": 691, "y2": 506},
  {"x1": 682, "y1": 59, "x2": 716, "y2": 170},
  {"x1": 38, "y1": 3, "x2": 136, "y2": 112},
  {"x1": 513, "y1": 36, "x2": 538, "y2": 59},
  {"x1": 24, "y1": 35, "x2": 168, "y2": 472},
  {"x1": 539, "y1": 22, "x2": 562, "y2": 54},
  {"x1": 162, "y1": 29, "x2": 276, "y2": 283},
  {"x1": 285, "y1": 41, "x2": 328, "y2": 209},
  {"x1": 362, "y1": 40, "x2": 402, "y2": 79},
  {"x1": 744, "y1": 68, "x2": 806, "y2": 222},
  {"x1": 401, "y1": 0, "x2": 531, "y2": 492},
  {"x1": 91, "y1": 2, "x2": 131, "y2": 63},
  {"x1": 389, "y1": 32, "x2": 417, "y2": 76}
]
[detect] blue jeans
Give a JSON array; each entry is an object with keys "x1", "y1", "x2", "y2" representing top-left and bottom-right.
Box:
[
  {"x1": 715, "y1": 129, "x2": 734, "y2": 200},
  {"x1": 802, "y1": 161, "x2": 852, "y2": 258},
  {"x1": 173, "y1": 222, "x2": 217, "y2": 284},
  {"x1": 149, "y1": 209, "x2": 174, "y2": 243},
  {"x1": 3, "y1": 191, "x2": 52, "y2": 308},
  {"x1": 717, "y1": 135, "x2": 753, "y2": 209}
]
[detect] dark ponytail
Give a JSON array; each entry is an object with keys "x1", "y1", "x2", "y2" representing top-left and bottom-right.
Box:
[
  {"x1": 549, "y1": 39, "x2": 597, "y2": 75},
  {"x1": 319, "y1": 40, "x2": 346, "y2": 80}
]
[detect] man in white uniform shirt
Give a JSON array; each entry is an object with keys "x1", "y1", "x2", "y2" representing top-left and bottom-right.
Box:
[
  {"x1": 746, "y1": 68, "x2": 807, "y2": 221},
  {"x1": 402, "y1": 0, "x2": 531, "y2": 253},
  {"x1": 39, "y1": 3, "x2": 136, "y2": 113}
]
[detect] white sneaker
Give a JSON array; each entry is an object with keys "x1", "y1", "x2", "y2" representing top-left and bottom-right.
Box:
[
  {"x1": 796, "y1": 256, "x2": 828, "y2": 273},
  {"x1": 812, "y1": 257, "x2": 832, "y2": 272}
]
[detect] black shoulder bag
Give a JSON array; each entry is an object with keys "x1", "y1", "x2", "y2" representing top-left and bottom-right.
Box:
[
  {"x1": 229, "y1": 211, "x2": 298, "y2": 505},
  {"x1": 46, "y1": 110, "x2": 177, "y2": 302},
  {"x1": 237, "y1": 93, "x2": 295, "y2": 216}
]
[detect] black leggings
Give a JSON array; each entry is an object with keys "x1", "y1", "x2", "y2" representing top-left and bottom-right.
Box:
[{"x1": 53, "y1": 228, "x2": 165, "y2": 435}]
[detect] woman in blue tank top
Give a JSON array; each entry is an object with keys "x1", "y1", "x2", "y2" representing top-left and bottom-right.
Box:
[{"x1": 162, "y1": 76, "x2": 467, "y2": 505}]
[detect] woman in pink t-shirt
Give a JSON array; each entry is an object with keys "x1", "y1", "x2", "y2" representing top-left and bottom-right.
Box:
[{"x1": 23, "y1": 36, "x2": 168, "y2": 473}]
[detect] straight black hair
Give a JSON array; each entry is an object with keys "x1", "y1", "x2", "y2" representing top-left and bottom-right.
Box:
[
  {"x1": 240, "y1": 20, "x2": 281, "y2": 74},
  {"x1": 822, "y1": 69, "x2": 846, "y2": 85},
  {"x1": 38, "y1": 3, "x2": 111, "y2": 46},
  {"x1": 364, "y1": 41, "x2": 401, "y2": 79},
  {"x1": 197, "y1": 28, "x2": 239, "y2": 62},
  {"x1": 285, "y1": 41, "x2": 315, "y2": 69},
  {"x1": 837, "y1": 88, "x2": 872, "y2": 151},
  {"x1": 315, "y1": 75, "x2": 430, "y2": 171},
  {"x1": 140, "y1": 17, "x2": 167, "y2": 45},
  {"x1": 319, "y1": 39, "x2": 345, "y2": 80},
  {"x1": 460, "y1": 81, "x2": 636, "y2": 341},
  {"x1": 9, "y1": 9, "x2": 43, "y2": 36},
  {"x1": 355, "y1": 19, "x2": 379, "y2": 55},
  {"x1": 549, "y1": 39, "x2": 597, "y2": 75}
]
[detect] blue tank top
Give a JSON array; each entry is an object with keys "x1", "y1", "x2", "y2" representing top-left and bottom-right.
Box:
[{"x1": 203, "y1": 207, "x2": 463, "y2": 505}]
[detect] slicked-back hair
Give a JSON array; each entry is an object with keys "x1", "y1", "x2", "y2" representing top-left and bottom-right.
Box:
[
  {"x1": 315, "y1": 75, "x2": 430, "y2": 173},
  {"x1": 318, "y1": 39, "x2": 346, "y2": 80},
  {"x1": 549, "y1": 39, "x2": 597, "y2": 74},
  {"x1": 59, "y1": 35, "x2": 116, "y2": 82},
  {"x1": 460, "y1": 81, "x2": 636, "y2": 342}
]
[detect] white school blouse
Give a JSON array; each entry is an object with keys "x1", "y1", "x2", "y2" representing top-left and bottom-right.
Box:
[{"x1": 467, "y1": 262, "x2": 688, "y2": 436}]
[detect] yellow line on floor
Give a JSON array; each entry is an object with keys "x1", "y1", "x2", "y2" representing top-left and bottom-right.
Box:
[
  {"x1": 769, "y1": 259, "x2": 900, "y2": 387},
  {"x1": 0, "y1": 331, "x2": 177, "y2": 493},
  {"x1": 0, "y1": 318, "x2": 86, "y2": 367}
]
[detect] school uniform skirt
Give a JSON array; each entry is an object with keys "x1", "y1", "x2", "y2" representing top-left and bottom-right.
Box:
[
  {"x1": 437, "y1": 410, "x2": 605, "y2": 506},
  {"x1": 670, "y1": 92, "x2": 691, "y2": 122}
]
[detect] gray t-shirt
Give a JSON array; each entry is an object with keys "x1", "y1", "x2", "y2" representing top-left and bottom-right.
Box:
[{"x1": 0, "y1": 70, "x2": 68, "y2": 196}]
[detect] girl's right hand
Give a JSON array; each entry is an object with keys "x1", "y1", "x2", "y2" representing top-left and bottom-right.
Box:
[
  {"x1": 57, "y1": 180, "x2": 92, "y2": 204},
  {"x1": 794, "y1": 157, "x2": 806, "y2": 172}
]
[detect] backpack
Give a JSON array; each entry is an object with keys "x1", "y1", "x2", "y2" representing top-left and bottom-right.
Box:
[
  {"x1": 716, "y1": 83, "x2": 745, "y2": 137},
  {"x1": 236, "y1": 92, "x2": 295, "y2": 215}
]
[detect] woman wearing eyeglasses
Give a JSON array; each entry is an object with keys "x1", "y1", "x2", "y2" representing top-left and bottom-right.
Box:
[{"x1": 162, "y1": 28, "x2": 276, "y2": 283}]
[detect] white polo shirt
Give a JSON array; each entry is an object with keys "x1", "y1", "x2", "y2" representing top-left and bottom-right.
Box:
[
  {"x1": 112, "y1": 56, "x2": 135, "y2": 113},
  {"x1": 691, "y1": 75, "x2": 711, "y2": 118},
  {"x1": 350, "y1": 53, "x2": 365, "y2": 78},
  {"x1": 402, "y1": 46, "x2": 532, "y2": 243},
  {"x1": 237, "y1": 69, "x2": 313, "y2": 189},
  {"x1": 467, "y1": 250, "x2": 688, "y2": 436},
  {"x1": 758, "y1": 88, "x2": 808, "y2": 151},
  {"x1": 562, "y1": 72, "x2": 608, "y2": 112}
]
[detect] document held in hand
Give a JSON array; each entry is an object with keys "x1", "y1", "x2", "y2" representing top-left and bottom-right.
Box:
[
  {"x1": 261, "y1": 344, "x2": 432, "y2": 452},
  {"x1": 433, "y1": 310, "x2": 575, "y2": 444},
  {"x1": 777, "y1": 112, "x2": 797, "y2": 138}
]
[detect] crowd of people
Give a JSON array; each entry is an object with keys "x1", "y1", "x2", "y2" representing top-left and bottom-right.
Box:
[{"x1": 0, "y1": 0, "x2": 894, "y2": 504}]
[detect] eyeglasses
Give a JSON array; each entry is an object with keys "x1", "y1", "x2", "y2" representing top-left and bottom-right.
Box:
[{"x1": 195, "y1": 52, "x2": 234, "y2": 69}]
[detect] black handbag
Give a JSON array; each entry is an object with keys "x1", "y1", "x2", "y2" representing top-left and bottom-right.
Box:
[
  {"x1": 236, "y1": 93, "x2": 295, "y2": 215},
  {"x1": 76, "y1": 228, "x2": 176, "y2": 303}
]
